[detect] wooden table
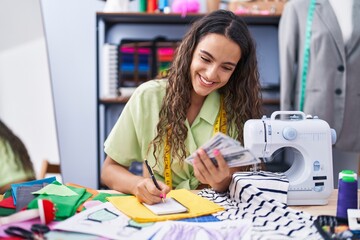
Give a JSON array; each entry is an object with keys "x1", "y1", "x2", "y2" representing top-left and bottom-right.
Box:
[
  {"x1": 101, "y1": 189, "x2": 343, "y2": 217},
  {"x1": 291, "y1": 189, "x2": 345, "y2": 216},
  {"x1": 0, "y1": 189, "x2": 346, "y2": 217}
]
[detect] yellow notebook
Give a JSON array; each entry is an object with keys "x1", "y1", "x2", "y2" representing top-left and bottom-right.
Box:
[{"x1": 107, "y1": 189, "x2": 224, "y2": 223}]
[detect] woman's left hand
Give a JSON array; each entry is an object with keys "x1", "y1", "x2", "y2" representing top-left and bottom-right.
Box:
[{"x1": 192, "y1": 148, "x2": 231, "y2": 192}]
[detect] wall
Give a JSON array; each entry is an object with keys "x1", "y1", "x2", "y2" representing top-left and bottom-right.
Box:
[
  {"x1": 0, "y1": 0, "x2": 59, "y2": 176},
  {"x1": 40, "y1": 0, "x2": 104, "y2": 188},
  {"x1": 0, "y1": 0, "x2": 105, "y2": 188}
]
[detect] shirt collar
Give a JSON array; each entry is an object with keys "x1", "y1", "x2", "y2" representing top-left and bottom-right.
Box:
[{"x1": 197, "y1": 91, "x2": 221, "y2": 125}]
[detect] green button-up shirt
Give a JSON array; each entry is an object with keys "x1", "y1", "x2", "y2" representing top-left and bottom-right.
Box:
[{"x1": 0, "y1": 138, "x2": 34, "y2": 188}]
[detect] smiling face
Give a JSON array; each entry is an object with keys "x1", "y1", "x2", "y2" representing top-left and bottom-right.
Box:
[{"x1": 190, "y1": 33, "x2": 241, "y2": 100}]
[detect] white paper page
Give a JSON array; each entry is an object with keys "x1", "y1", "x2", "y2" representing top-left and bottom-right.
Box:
[
  {"x1": 54, "y1": 202, "x2": 161, "y2": 240},
  {"x1": 143, "y1": 197, "x2": 188, "y2": 215}
]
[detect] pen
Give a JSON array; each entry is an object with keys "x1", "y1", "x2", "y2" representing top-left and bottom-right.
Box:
[{"x1": 144, "y1": 159, "x2": 165, "y2": 203}]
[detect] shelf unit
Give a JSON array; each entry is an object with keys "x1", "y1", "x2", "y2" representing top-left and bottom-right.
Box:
[{"x1": 96, "y1": 13, "x2": 281, "y2": 187}]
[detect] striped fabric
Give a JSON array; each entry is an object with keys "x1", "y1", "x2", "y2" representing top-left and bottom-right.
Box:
[
  {"x1": 230, "y1": 172, "x2": 289, "y2": 205},
  {"x1": 198, "y1": 171, "x2": 322, "y2": 240}
]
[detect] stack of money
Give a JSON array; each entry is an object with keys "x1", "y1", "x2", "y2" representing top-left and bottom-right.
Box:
[{"x1": 185, "y1": 133, "x2": 260, "y2": 168}]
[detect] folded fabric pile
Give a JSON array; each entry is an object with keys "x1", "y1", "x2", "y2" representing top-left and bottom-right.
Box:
[{"x1": 198, "y1": 171, "x2": 323, "y2": 240}]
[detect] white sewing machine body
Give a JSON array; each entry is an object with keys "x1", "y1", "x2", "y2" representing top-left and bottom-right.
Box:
[{"x1": 244, "y1": 111, "x2": 335, "y2": 205}]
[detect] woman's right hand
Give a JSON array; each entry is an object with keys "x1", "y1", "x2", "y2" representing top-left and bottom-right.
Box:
[
  {"x1": 101, "y1": 156, "x2": 170, "y2": 204},
  {"x1": 134, "y1": 178, "x2": 170, "y2": 205}
]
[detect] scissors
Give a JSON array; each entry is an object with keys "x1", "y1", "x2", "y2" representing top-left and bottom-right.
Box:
[{"x1": 4, "y1": 223, "x2": 50, "y2": 240}]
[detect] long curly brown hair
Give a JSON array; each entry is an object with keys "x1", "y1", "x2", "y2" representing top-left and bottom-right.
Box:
[
  {"x1": 151, "y1": 10, "x2": 263, "y2": 165},
  {"x1": 0, "y1": 119, "x2": 35, "y2": 175}
]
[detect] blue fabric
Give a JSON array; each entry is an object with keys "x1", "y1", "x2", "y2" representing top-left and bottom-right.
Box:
[
  {"x1": 11, "y1": 177, "x2": 56, "y2": 205},
  {"x1": 178, "y1": 215, "x2": 220, "y2": 222}
]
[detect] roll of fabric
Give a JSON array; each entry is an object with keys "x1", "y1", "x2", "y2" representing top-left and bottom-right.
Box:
[{"x1": 229, "y1": 171, "x2": 289, "y2": 204}]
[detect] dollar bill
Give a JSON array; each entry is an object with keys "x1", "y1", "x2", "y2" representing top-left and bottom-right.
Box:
[{"x1": 185, "y1": 132, "x2": 260, "y2": 167}]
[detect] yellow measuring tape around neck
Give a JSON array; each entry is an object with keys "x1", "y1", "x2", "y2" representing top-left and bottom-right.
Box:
[{"x1": 163, "y1": 95, "x2": 227, "y2": 189}]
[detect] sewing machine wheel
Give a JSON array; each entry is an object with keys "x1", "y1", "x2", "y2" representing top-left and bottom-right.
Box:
[{"x1": 260, "y1": 147, "x2": 304, "y2": 182}]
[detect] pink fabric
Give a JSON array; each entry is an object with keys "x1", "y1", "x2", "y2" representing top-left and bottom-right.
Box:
[
  {"x1": 157, "y1": 48, "x2": 174, "y2": 56},
  {"x1": 120, "y1": 47, "x2": 151, "y2": 54}
]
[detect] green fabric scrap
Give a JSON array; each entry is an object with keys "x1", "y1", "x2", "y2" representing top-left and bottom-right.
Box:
[
  {"x1": 92, "y1": 192, "x2": 128, "y2": 203},
  {"x1": 27, "y1": 186, "x2": 91, "y2": 220},
  {"x1": 4, "y1": 189, "x2": 12, "y2": 199},
  {"x1": 0, "y1": 207, "x2": 16, "y2": 216},
  {"x1": 0, "y1": 189, "x2": 15, "y2": 216},
  {"x1": 32, "y1": 181, "x2": 78, "y2": 196}
]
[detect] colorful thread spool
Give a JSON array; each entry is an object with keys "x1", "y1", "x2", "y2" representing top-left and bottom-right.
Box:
[
  {"x1": 336, "y1": 170, "x2": 358, "y2": 219},
  {"x1": 139, "y1": 0, "x2": 147, "y2": 12},
  {"x1": 147, "y1": 0, "x2": 157, "y2": 13},
  {"x1": 158, "y1": 0, "x2": 169, "y2": 12}
]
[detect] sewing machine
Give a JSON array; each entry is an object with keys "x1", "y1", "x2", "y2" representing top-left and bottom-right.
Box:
[{"x1": 244, "y1": 111, "x2": 337, "y2": 205}]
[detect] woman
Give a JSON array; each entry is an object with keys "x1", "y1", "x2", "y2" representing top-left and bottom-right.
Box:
[
  {"x1": 0, "y1": 119, "x2": 36, "y2": 193},
  {"x1": 101, "y1": 10, "x2": 262, "y2": 204}
]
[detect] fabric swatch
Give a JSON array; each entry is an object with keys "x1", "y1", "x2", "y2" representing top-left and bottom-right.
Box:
[
  {"x1": 32, "y1": 182, "x2": 78, "y2": 196},
  {"x1": 16, "y1": 184, "x2": 45, "y2": 212},
  {"x1": 11, "y1": 177, "x2": 56, "y2": 205},
  {"x1": 198, "y1": 183, "x2": 322, "y2": 239}
]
